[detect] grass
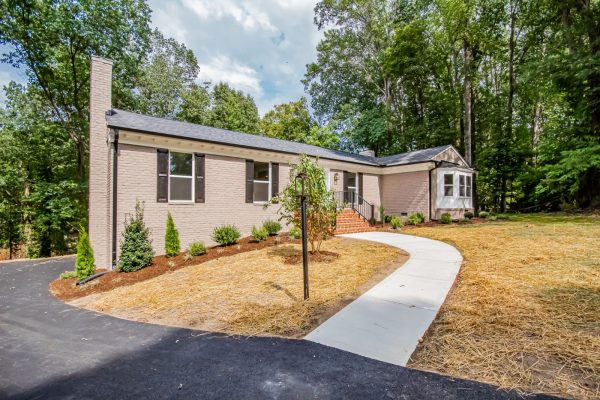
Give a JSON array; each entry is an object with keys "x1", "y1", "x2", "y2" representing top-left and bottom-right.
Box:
[
  {"x1": 71, "y1": 237, "x2": 406, "y2": 337},
  {"x1": 407, "y1": 213, "x2": 600, "y2": 399}
]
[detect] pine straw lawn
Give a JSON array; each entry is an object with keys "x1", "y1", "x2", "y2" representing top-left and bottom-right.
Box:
[
  {"x1": 406, "y1": 214, "x2": 600, "y2": 399},
  {"x1": 70, "y1": 237, "x2": 406, "y2": 338}
]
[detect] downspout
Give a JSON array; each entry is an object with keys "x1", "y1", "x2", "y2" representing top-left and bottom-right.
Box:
[
  {"x1": 429, "y1": 161, "x2": 441, "y2": 221},
  {"x1": 111, "y1": 128, "x2": 119, "y2": 270}
]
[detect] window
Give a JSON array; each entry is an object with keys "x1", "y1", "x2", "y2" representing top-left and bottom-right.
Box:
[
  {"x1": 459, "y1": 174, "x2": 472, "y2": 197},
  {"x1": 253, "y1": 161, "x2": 270, "y2": 202},
  {"x1": 444, "y1": 174, "x2": 454, "y2": 196},
  {"x1": 466, "y1": 175, "x2": 472, "y2": 197},
  {"x1": 169, "y1": 152, "x2": 193, "y2": 201}
]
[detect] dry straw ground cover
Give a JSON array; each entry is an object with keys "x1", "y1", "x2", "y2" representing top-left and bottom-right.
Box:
[
  {"x1": 407, "y1": 214, "x2": 600, "y2": 399},
  {"x1": 71, "y1": 237, "x2": 406, "y2": 337}
]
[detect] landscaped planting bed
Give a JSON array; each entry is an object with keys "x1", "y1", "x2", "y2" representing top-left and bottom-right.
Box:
[
  {"x1": 50, "y1": 234, "x2": 300, "y2": 301},
  {"x1": 65, "y1": 237, "x2": 407, "y2": 337},
  {"x1": 406, "y1": 214, "x2": 600, "y2": 400}
]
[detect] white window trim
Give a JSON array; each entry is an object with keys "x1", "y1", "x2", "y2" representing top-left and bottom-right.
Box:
[
  {"x1": 252, "y1": 161, "x2": 271, "y2": 204},
  {"x1": 168, "y1": 150, "x2": 195, "y2": 204},
  {"x1": 458, "y1": 173, "x2": 472, "y2": 199},
  {"x1": 443, "y1": 173, "x2": 454, "y2": 197}
]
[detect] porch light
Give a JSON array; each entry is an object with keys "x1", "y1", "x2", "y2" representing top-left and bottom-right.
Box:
[{"x1": 333, "y1": 172, "x2": 339, "y2": 185}]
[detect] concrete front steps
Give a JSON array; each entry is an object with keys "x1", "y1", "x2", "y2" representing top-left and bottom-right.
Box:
[{"x1": 334, "y1": 209, "x2": 376, "y2": 234}]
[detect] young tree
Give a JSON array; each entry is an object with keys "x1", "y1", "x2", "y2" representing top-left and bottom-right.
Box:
[
  {"x1": 164, "y1": 212, "x2": 180, "y2": 257},
  {"x1": 119, "y1": 201, "x2": 154, "y2": 272},
  {"x1": 75, "y1": 228, "x2": 95, "y2": 279},
  {"x1": 267, "y1": 155, "x2": 338, "y2": 254}
]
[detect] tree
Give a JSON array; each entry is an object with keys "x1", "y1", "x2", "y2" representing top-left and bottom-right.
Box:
[
  {"x1": 0, "y1": 0, "x2": 152, "y2": 184},
  {"x1": 164, "y1": 212, "x2": 180, "y2": 257},
  {"x1": 134, "y1": 29, "x2": 199, "y2": 119},
  {"x1": 177, "y1": 83, "x2": 212, "y2": 125},
  {"x1": 210, "y1": 83, "x2": 260, "y2": 133},
  {"x1": 267, "y1": 155, "x2": 338, "y2": 254},
  {"x1": 75, "y1": 228, "x2": 95, "y2": 279},
  {"x1": 259, "y1": 97, "x2": 340, "y2": 148},
  {"x1": 119, "y1": 201, "x2": 154, "y2": 272}
]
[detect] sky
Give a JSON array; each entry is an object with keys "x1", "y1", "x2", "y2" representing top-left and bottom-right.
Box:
[{"x1": 0, "y1": 0, "x2": 322, "y2": 115}]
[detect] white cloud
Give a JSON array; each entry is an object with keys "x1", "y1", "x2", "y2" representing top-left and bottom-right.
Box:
[
  {"x1": 198, "y1": 55, "x2": 262, "y2": 98},
  {"x1": 182, "y1": 0, "x2": 277, "y2": 32}
]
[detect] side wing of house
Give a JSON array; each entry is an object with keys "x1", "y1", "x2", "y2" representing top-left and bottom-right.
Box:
[{"x1": 431, "y1": 147, "x2": 475, "y2": 220}]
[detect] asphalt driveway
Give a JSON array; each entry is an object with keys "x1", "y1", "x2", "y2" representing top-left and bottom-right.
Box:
[{"x1": 0, "y1": 257, "x2": 557, "y2": 399}]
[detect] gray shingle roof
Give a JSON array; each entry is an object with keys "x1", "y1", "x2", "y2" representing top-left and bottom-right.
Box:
[{"x1": 106, "y1": 109, "x2": 454, "y2": 167}]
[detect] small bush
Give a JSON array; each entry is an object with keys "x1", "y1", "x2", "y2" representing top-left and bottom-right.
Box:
[
  {"x1": 384, "y1": 215, "x2": 393, "y2": 223},
  {"x1": 379, "y1": 204, "x2": 385, "y2": 224},
  {"x1": 390, "y1": 216, "x2": 403, "y2": 229},
  {"x1": 119, "y1": 201, "x2": 154, "y2": 273},
  {"x1": 60, "y1": 270, "x2": 78, "y2": 279},
  {"x1": 75, "y1": 228, "x2": 95, "y2": 279},
  {"x1": 496, "y1": 214, "x2": 510, "y2": 220},
  {"x1": 164, "y1": 212, "x2": 181, "y2": 257},
  {"x1": 183, "y1": 252, "x2": 193, "y2": 262},
  {"x1": 251, "y1": 226, "x2": 268, "y2": 242},
  {"x1": 187, "y1": 241, "x2": 206, "y2": 256},
  {"x1": 289, "y1": 226, "x2": 301, "y2": 239},
  {"x1": 407, "y1": 212, "x2": 425, "y2": 225},
  {"x1": 479, "y1": 211, "x2": 489, "y2": 219},
  {"x1": 488, "y1": 215, "x2": 497, "y2": 221},
  {"x1": 440, "y1": 213, "x2": 452, "y2": 224},
  {"x1": 211, "y1": 224, "x2": 240, "y2": 246},
  {"x1": 464, "y1": 211, "x2": 474, "y2": 219},
  {"x1": 262, "y1": 220, "x2": 281, "y2": 236}
]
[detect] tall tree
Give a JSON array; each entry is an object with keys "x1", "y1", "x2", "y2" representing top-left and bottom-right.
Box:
[{"x1": 209, "y1": 82, "x2": 260, "y2": 133}]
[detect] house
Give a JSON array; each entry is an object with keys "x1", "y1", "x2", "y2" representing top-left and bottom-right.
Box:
[{"x1": 89, "y1": 57, "x2": 475, "y2": 269}]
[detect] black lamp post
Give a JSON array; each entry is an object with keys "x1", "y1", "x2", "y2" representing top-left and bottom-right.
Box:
[{"x1": 295, "y1": 172, "x2": 309, "y2": 300}]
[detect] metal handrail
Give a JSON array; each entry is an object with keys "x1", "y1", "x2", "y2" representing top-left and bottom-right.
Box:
[{"x1": 333, "y1": 191, "x2": 375, "y2": 225}]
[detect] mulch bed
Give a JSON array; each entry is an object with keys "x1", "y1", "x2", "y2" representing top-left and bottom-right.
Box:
[
  {"x1": 374, "y1": 217, "x2": 489, "y2": 232},
  {"x1": 50, "y1": 234, "x2": 299, "y2": 302}
]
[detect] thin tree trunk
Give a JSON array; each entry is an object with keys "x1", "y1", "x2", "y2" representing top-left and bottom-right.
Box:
[
  {"x1": 463, "y1": 38, "x2": 473, "y2": 166},
  {"x1": 532, "y1": 100, "x2": 542, "y2": 165}
]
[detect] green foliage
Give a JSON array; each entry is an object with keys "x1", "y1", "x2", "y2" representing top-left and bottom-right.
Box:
[
  {"x1": 251, "y1": 226, "x2": 268, "y2": 242},
  {"x1": 390, "y1": 216, "x2": 403, "y2": 229},
  {"x1": 379, "y1": 204, "x2": 385, "y2": 224},
  {"x1": 211, "y1": 225, "x2": 241, "y2": 246},
  {"x1": 119, "y1": 201, "x2": 154, "y2": 273},
  {"x1": 479, "y1": 211, "x2": 489, "y2": 219},
  {"x1": 60, "y1": 270, "x2": 78, "y2": 279},
  {"x1": 210, "y1": 83, "x2": 260, "y2": 133},
  {"x1": 440, "y1": 213, "x2": 452, "y2": 224},
  {"x1": 75, "y1": 228, "x2": 95, "y2": 279},
  {"x1": 262, "y1": 220, "x2": 282, "y2": 236},
  {"x1": 464, "y1": 211, "x2": 474, "y2": 220},
  {"x1": 183, "y1": 252, "x2": 193, "y2": 262},
  {"x1": 164, "y1": 212, "x2": 181, "y2": 257},
  {"x1": 288, "y1": 226, "x2": 302, "y2": 240},
  {"x1": 407, "y1": 212, "x2": 425, "y2": 225},
  {"x1": 187, "y1": 241, "x2": 206, "y2": 256},
  {"x1": 267, "y1": 155, "x2": 338, "y2": 254}
]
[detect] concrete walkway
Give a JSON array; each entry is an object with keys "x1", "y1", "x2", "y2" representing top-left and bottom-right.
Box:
[{"x1": 305, "y1": 232, "x2": 462, "y2": 367}]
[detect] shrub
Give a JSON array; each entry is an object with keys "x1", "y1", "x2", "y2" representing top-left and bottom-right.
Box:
[
  {"x1": 407, "y1": 212, "x2": 425, "y2": 225},
  {"x1": 262, "y1": 220, "x2": 281, "y2": 236},
  {"x1": 390, "y1": 216, "x2": 403, "y2": 229},
  {"x1": 187, "y1": 241, "x2": 206, "y2": 256},
  {"x1": 119, "y1": 201, "x2": 154, "y2": 273},
  {"x1": 496, "y1": 214, "x2": 510, "y2": 220},
  {"x1": 164, "y1": 212, "x2": 181, "y2": 257},
  {"x1": 384, "y1": 215, "x2": 393, "y2": 223},
  {"x1": 289, "y1": 226, "x2": 301, "y2": 239},
  {"x1": 479, "y1": 211, "x2": 489, "y2": 219},
  {"x1": 60, "y1": 270, "x2": 78, "y2": 279},
  {"x1": 211, "y1": 224, "x2": 240, "y2": 246},
  {"x1": 464, "y1": 211, "x2": 474, "y2": 219},
  {"x1": 440, "y1": 213, "x2": 452, "y2": 224},
  {"x1": 488, "y1": 215, "x2": 497, "y2": 221},
  {"x1": 75, "y1": 228, "x2": 95, "y2": 279},
  {"x1": 379, "y1": 204, "x2": 385, "y2": 225},
  {"x1": 183, "y1": 252, "x2": 193, "y2": 262},
  {"x1": 251, "y1": 226, "x2": 268, "y2": 242}
]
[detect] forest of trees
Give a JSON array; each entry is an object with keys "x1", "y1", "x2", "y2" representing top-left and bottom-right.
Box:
[{"x1": 0, "y1": 0, "x2": 599, "y2": 258}]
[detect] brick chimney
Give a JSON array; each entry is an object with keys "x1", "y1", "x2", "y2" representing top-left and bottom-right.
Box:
[{"x1": 88, "y1": 56, "x2": 113, "y2": 269}]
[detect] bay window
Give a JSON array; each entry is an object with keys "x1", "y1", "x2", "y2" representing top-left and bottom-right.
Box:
[{"x1": 444, "y1": 174, "x2": 454, "y2": 196}]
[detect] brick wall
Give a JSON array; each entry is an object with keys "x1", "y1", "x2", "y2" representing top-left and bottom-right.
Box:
[
  {"x1": 115, "y1": 144, "x2": 290, "y2": 258},
  {"x1": 88, "y1": 56, "x2": 113, "y2": 269},
  {"x1": 382, "y1": 171, "x2": 430, "y2": 219}
]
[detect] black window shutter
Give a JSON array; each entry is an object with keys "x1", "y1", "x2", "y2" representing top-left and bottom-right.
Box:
[
  {"x1": 245, "y1": 160, "x2": 254, "y2": 203},
  {"x1": 343, "y1": 171, "x2": 349, "y2": 202},
  {"x1": 271, "y1": 163, "x2": 279, "y2": 203},
  {"x1": 358, "y1": 172, "x2": 364, "y2": 205},
  {"x1": 195, "y1": 153, "x2": 205, "y2": 203},
  {"x1": 157, "y1": 149, "x2": 168, "y2": 202}
]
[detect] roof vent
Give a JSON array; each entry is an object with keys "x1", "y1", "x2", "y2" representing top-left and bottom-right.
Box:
[{"x1": 359, "y1": 149, "x2": 375, "y2": 157}]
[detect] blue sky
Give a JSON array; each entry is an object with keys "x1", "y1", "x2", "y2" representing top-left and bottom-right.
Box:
[{"x1": 0, "y1": 0, "x2": 321, "y2": 115}]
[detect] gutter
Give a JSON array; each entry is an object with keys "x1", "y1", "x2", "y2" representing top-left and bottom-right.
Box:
[{"x1": 110, "y1": 129, "x2": 119, "y2": 270}]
